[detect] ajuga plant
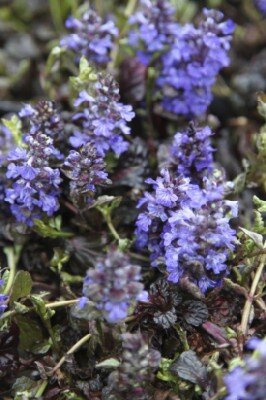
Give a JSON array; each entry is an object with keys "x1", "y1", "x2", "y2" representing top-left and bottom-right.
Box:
[
  {"x1": 0, "y1": 279, "x2": 8, "y2": 315},
  {"x1": 129, "y1": 1, "x2": 235, "y2": 118},
  {"x1": 169, "y1": 123, "x2": 215, "y2": 182},
  {"x1": 135, "y1": 278, "x2": 208, "y2": 330},
  {"x1": 224, "y1": 337, "x2": 266, "y2": 400},
  {"x1": 69, "y1": 71, "x2": 135, "y2": 156},
  {"x1": 104, "y1": 332, "x2": 161, "y2": 399},
  {"x1": 62, "y1": 142, "x2": 111, "y2": 208},
  {"x1": 81, "y1": 247, "x2": 146, "y2": 323},
  {"x1": 4, "y1": 101, "x2": 62, "y2": 226},
  {"x1": 61, "y1": 7, "x2": 118, "y2": 65},
  {"x1": 135, "y1": 166, "x2": 237, "y2": 292},
  {"x1": 0, "y1": 1, "x2": 266, "y2": 399},
  {"x1": 254, "y1": 0, "x2": 266, "y2": 16},
  {"x1": 128, "y1": 0, "x2": 179, "y2": 65}
]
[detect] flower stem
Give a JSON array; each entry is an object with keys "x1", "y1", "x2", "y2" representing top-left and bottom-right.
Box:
[
  {"x1": 106, "y1": 214, "x2": 120, "y2": 242},
  {"x1": 209, "y1": 387, "x2": 227, "y2": 400},
  {"x1": 125, "y1": 0, "x2": 138, "y2": 17},
  {"x1": 0, "y1": 299, "x2": 79, "y2": 320},
  {"x1": 240, "y1": 241, "x2": 266, "y2": 335},
  {"x1": 109, "y1": 0, "x2": 138, "y2": 71},
  {"x1": 3, "y1": 246, "x2": 22, "y2": 296},
  {"x1": 35, "y1": 380, "x2": 48, "y2": 398},
  {"x1": 51, "y1": 333, "x2": 91, "y2": 373}
]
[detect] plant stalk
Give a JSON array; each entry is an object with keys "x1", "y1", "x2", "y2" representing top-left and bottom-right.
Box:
[
  {"x1": 3, "y1": 246, "x2": 21, "y2": 295},
  {"x1": 240, "y1": 241, "x2": 266, "y2": 335},
  {"x1": 0, "y1": 299, "x2": 79, "y2": 320},
  {"x1": 51, "y1": 333, "x2": 91, "y2": 373},
  {"x1": 36, "y1": 380, "x2": 48, "y2": 398}
]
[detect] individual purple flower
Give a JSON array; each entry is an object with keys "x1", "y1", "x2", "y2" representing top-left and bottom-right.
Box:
[
  {"x1": 105, "y1": 332, "x2": 161, "y2": 399},
  {"x1": 157, "y1": 8, "x2": 235, "y2": 117},
  {"x1": 254, "y1": 0, "x2": 266, "y2": 16},
  {"x1": 0, "y1": 124, "x2": 15, "y2": 215},
  {"x1": 170, "y1": 124, "x2": 215, "y2": 181},
  {"x1": 128, "y1": 0, "x2": 179, "y2": 65},
  {"x1": 0, "y1": 124, "x2": 14, "y2": 166},
  {"x1": 224, "y1": 337, "x2": 266, "y2": 400},
  {"x1": 61, "y1": 142, "x2": 111, "y2": 207},
  {"x1": 135, "y1": 168, "x2": 237, "y2": 292},
  {"x1": 5, "y1": 101, "x2": 62, "y2": 226},
  {"x1": 81, "y1": 249, "x2": 145, "y2": 323},
  {"x1": 19, "y1": 101, "x2": 63, "y2": 140},
  {"x1": 61, "y1": 8, "x2": 118, "y2": 65},
  {"x1": 0, "y1": 279, "x2": 8, "y2": 315},
  {"x1": 70, "y1": 73, "x2": 134, "y2": 156}
]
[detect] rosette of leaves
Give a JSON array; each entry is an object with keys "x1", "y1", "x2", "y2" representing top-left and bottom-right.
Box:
[{"x1": 136, "y1": 278, "x2": 208, "y2": 330}]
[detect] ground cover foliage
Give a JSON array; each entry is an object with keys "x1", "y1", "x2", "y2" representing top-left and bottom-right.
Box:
[{"x1": 0, "y1": 0, "x2": 265, "y2": 399}]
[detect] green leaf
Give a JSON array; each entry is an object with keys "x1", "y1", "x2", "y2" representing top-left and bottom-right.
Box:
[
  {"x1": 96, "y1": 196, "x2": 122, "y2": 218},
  {"x1": 15, "y1": 315, "x2": 44, "y2": 351},
  {"x1": 157, "y1": 358, "x2": 178, "y2": 383},
  {"x1": 30, "y1": 295, "x2": 55, "y2": 321},
  {"x1": 96, "y1": 358, "x2": 120, "y2": 368},
  {"x1": 51, "y1": 247, "x2": 70, "y2": 273},
  {"x1": 10, "y1": 270, "x2": 32, "y2": 304},
  {"x1": 69, "y1": 56, "x2": 97, "y2": 96},
  {"x1": 257, "y1": 95, "x2": 266, "y2": 120},
  {"x1": 34, "y1": 217, "x2": 73, "y2": 239},
  {"x1": 2, "y1": 115, "x2": 22, "y2": 145},
  {"x1": 13, "y1": 302, "x2": 30, "y2": 314},
  {"x1": 12, "y1": 376, "x2": 39, "y2": 400},
  {"x1": 253, "y1": 196, "x2": 266, "y2": 213},
  {"x1": 239, "y1": 227, "x2": 264, "y2": 249},
  {"x1": 118, "y1": 238, "x2": 132, "y2": 251}
]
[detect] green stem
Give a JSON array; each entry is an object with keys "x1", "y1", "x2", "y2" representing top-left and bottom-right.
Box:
[
  {"x1": 209, "y1": 387, "x2": 227, "y2": 400},
  {"x1": 3, "y1": 246, "x2": 21, "y2": 295},
  {"x1": 36, "y1": 380, "x2": 48, "y2": 398},
  {"x1": 106, "y1": 215, "x2": 120, "y2": 241},
  {"x1": 125, "y1": 0, "x2": 138, "y2": 17},
  {"x1": 0, "y1": 299, "x2": 79, "y2": 320},
  {"x1": 109, "y1": 0, "x2": 138, "y2": 71},
  {"x1": 49, "y1": 0, "x2": 64, "y2": 32},
  {"x1": 128, "y1": 252, "x2": 150, "y2": 262},
  {"x1": 174, "y1": 324, "x2": 189, "y2": 351},
  {"x1": 240, "y1": 241, "x2": 266, "y2": 335},
  {"x1": 51, "y1": 333, "x2": 91, "y2": 373}
]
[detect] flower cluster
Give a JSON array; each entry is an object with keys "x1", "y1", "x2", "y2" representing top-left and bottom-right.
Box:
[
  {"x1": 128, "y1": 0, "x2": 179, "y2": 65},
  {"x1": 135, "y1": 168, "x2": 237, "y2": 292},
  {"x1": 70, "y1": 73, "x2": 135, "y2": 156},
  {"x1": 0, "y1": 124, "x2": 14, "y2": 166},
  {"x1": 0, "y1": 124, "x2": 15, "y2": 214},
  {"x1": 62, "y1": 143, "x2": 111, "y2": 207},
  {"x1": 224, "y1": 337, "x2": 266, "y2": 400},
  {"x1": 5, "y1": 101, "x2": 62, "y2": 226},
  {"x1": 105, "y1": 332, "x2": 161, "y2": 399},
  {"x1": 81, "y1": 248, "x2": 145, "y2": 323},
  {"x1": 254, "y1": 0, "x2": 266, "y2": 16},
  {"x1": 0, "y1": 279, "x2": 8, "y2": 316},
  {"x1": 170, "y1": 124, "x2": 215, "y2": 181},
  {"x1": 61, "y1": 8, "x2": 118, "y2": 65},
  {"x1": 157, "y1": 9, "x2": 235, "y2": 117}
]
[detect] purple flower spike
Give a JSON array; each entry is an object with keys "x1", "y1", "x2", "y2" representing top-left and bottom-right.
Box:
[
  {"x1": 170, "y1": 124, "x2": 215, "y2": 182},
  {"x1": 135, "y1": 167, "x2": 237, "y2": 293},
  {"x1": 224, "y1": 337, "x2": 266, "y2": 400},
  {"x1": 128, "y1": 0, "x2": 179, "y2": 65},
  {"x1": 157, "y1": 9, "x2": 235, "y2": 117},
  {"x1": 70, "y1": 73, "x2": 134, "y2": 157},
  {"x1": 62, "y1": 143, "x2": 111, "y2": 207},
  {"x1": 82, "y1": 248, "x2": 145, "y2": 323},
  {"x1": 61, "y1": 8, "x2": 118, "y2": 65},
  {"x1": 5, "y1": 101, "x2": 62, "y2": 226}
]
